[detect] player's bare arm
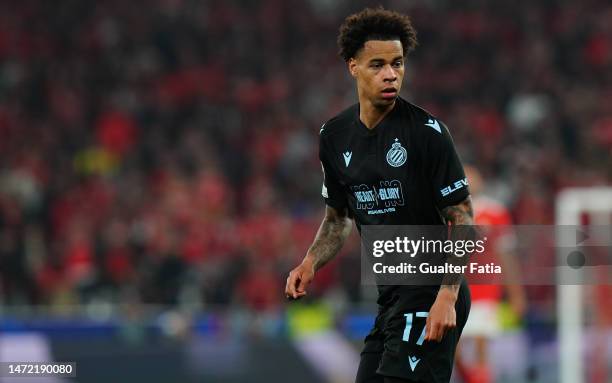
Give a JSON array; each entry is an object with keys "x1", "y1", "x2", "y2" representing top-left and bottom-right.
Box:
[
  {"x1": 425, "y1": 196, "x2": 474, "y2": 341},
  {"x1": 285, "y1": 205, "x2": 352, "y2": 300}
]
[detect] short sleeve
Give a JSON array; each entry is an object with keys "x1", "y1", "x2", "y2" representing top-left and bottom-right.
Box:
[
  {"x1": 426, "y1": 120, "x2": 470, "y2": 209},
  {"x1": 319, "y1": 131, "x2": 348, "y2": 209}
]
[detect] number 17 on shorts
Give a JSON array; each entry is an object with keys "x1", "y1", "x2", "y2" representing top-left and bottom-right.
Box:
[{"x1": 402, "y1": 311, "x2": 428, "y2": 371}]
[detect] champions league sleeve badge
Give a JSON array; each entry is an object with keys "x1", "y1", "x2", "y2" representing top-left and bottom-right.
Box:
[{"x1": 386, "y1": 138, "x2": 407, "y2": 167}]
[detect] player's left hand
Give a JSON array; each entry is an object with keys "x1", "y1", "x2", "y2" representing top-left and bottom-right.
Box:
[{"x1": 424, "y1": 289, "x2": 457, "y2": 342}]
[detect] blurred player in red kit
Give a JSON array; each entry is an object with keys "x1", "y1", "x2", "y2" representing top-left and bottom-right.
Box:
[{"x1": 455, "y1": 165, "x2": 526, "y2": 383}]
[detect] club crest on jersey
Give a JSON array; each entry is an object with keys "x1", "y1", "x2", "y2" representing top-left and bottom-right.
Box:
[{"x1": 386, "y1": 138, "x2": 407, "y2": 167}]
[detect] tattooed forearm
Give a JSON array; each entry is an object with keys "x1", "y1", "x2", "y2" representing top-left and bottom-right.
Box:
[
  {"x1": 439, "y1": 283, "x2": 461, "y2": 295},
  {"x1": 439, "y1": 196, "x2": 474, "y2": 296},
  {"x1": 441, "y1": 196, "x2": 474, "y2": 225},
  {"x1": 306, "y1": 206, "x2": 352, "y2": 271}
]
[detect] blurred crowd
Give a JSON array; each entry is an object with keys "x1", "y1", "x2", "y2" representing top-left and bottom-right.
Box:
[{"x1": 0, "y1": 0, "x2": 611, "y2": 310}]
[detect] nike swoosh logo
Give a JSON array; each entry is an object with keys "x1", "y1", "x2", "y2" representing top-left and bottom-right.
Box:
[
  {"x1": 425, "y1": 118, "x2": 442, "y2": 134},
  {"x1": 409, "y1": 356, "x2": 420, "y2": 371},
  {"x1": 343, "y1": 151, "x2": 352, "y2": 167}
]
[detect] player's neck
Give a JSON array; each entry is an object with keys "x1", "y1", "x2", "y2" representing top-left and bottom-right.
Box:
[{"x1": 359, "y1": 99, "x2": 396, "y2": 130}]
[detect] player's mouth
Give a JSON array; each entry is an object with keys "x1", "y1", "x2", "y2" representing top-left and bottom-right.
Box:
[{"x1": 381, "y1": 87, "x2": 397, "y2": 99}]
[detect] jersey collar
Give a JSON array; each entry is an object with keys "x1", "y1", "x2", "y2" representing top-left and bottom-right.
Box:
[{"x1": 354, "y1": 97, "x2": 401, "y2": 136}]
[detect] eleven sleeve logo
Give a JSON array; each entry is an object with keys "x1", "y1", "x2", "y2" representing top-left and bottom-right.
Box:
[{"x1": 440, "y1": 177, "x2": 469, "y2": 197}]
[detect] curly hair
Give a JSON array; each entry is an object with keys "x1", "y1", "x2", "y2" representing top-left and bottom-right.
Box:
[{"x1": 337, "y1": 7, "x2": 418, "y2": 62}]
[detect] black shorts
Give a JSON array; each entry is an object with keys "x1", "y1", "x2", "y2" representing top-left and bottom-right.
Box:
[{"x1": 356, "y1": 281, "x2": 471, "y2": 383}]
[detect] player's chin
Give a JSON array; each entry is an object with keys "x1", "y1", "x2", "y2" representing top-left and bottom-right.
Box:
[{"x1": 375, "y1": 96, "x2": 397, "y2": 107}]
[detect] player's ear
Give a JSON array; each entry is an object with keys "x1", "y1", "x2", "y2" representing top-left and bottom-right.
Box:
[{"x1": 348, "y1": 58, "x2": 358, "y2": 78}]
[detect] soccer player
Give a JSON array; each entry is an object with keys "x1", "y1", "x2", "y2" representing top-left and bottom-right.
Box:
[{"x1": 285, "y1": 8, "x2": 473, "y2": 383}]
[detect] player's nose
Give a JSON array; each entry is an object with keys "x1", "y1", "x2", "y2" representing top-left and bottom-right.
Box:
[{"x1": 382, "y1": 64, "x2": 397, "y2": 82}]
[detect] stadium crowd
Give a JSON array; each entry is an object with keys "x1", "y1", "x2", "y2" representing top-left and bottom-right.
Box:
[{"x1": 0, "y1": 0, "x2": 611, "y2": 311}]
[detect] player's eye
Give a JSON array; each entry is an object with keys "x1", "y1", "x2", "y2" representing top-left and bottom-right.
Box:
[
  {"x1": 370, "y1": 63, "x2": 383, "y2": 69},
  {"x1": 393, "y1": 61, "x2": 403, "y2": 68}
]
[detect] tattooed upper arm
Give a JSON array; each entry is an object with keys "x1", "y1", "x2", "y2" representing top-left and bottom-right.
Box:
[{"x1": 440, "y1": 196, "x2": 474, "y2": 225}]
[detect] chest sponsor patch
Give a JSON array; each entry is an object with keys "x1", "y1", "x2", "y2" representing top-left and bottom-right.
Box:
[{"x1": 351, "y1": 180, "x2": 405, "y2": 215}]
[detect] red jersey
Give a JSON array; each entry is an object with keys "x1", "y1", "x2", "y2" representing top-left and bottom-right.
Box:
[{"x1": 471, "y1": 196, "x2": 513, "y2": 302}]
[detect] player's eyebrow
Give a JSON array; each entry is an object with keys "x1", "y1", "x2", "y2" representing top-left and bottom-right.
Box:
[{"x1": 368, "y1": 56, "x2": 404, "y2": 64}]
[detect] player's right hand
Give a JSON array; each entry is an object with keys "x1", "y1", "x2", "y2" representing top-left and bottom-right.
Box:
[{"x1": 285, "y1": 260, "x2": 315, "y2": 300}]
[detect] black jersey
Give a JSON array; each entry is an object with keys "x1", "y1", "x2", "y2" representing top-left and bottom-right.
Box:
[{"x1": 319, "y1": 97, "x2": 470, "y2": 304}]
